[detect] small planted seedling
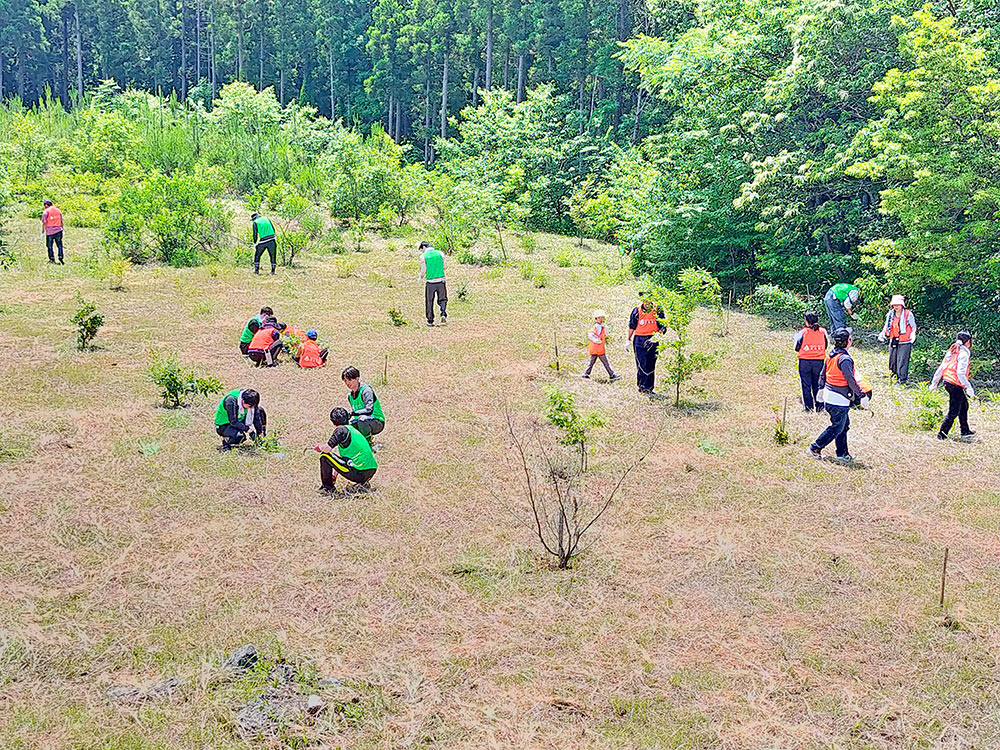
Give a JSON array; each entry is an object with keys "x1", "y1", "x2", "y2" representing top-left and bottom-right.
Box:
[
  {"x1": 388, "y1": 307, "x2": 408, "y2": 327},
  {"x1": 71, "y1": 298, "x2": 104, "y2": 351}
]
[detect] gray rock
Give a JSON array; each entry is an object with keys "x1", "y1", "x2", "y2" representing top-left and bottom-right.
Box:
[
  {"x1": 235, "y1": 686, "x2": 313, "y2": 739},
  {"x1": 306, "y1": 694, "x2": 325, "y2": 715},
  {"x1": 222, "y1": 644, "x2": 259, "y2": 674},
  {"x1": 317, "y1": 677, "x2": 346, "y2": 689},
  {"x1": 106, "y1": 676, "x2": 180, "y2": 704}
]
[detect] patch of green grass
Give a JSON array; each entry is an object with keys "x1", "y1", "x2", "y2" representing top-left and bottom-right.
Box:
[
  {"x1": 160, "y1": 412, "x2": 191, "y2": 429},
  {"x1": 601, "y1": 696, "x2": 717, "y2": 749},
  {"x1": 0, "y1": 430, "x2": 33, "y2": 462},
  {"x1": 757, "y1": 352, "x2": 782, "y2": 375},
  {"x1": 696, "y1": 439, "x2": 724, "y2": 455},
  {"x1": 447, "y1": 547, "x2": 530, "y2": 600}
]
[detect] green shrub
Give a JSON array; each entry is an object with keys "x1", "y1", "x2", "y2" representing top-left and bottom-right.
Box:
[
  {"x1": 519, "y1": 260, "x2": 536, "y2": 280},
  {"x1": 741, "y1": 285, "x2": 810, "y2": 327},
  {"x1": 456, "y1": 283, "x2": 470, "y2": 301},
  {"x1": 71, "y1": 299, "x2": 104, "y2": 350},
  {"x1": 148, "y1": 350, "x2": 222, "y2": 407},
  {"x1": 757, "y1": 353, "x2": 781, "y2": 375},
  {"x1": 388, "y1": 307, "x2": 408, "y2": 327},
  {"x1": 913, "y1": 383, "x2": 945, "y2": 431},
  {"x1": 532, "y1": 269, "x2": 551, "y2": 288},
  {"x1": 552, "y1": 248, "x2": 586, "y2": 267},
  {"x1": 546, "y1": 386, "x2": 605, "y2": 471},
  {"x1": 519, "y1": 234, "x2": 537, "y2": 254},
  {"x1": 593, "y1": 264, "x2": 632, "y2": 286}
]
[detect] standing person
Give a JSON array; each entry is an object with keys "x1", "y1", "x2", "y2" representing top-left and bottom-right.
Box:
[
  {"x1": 795, "y1": 311, "x2": 828, "y2": 412},
  {"x1": 419, "y1": 241, "x2": 447, "y2": 327},
  {"x1": 251, "y1": 211, "x2": 277, "y2": 275},
  {"x1": 239, "y1": 306, "x2": 273, "y2": 355},
  {"x1": 247, "y1": 318, "x2": 282, "y2": 367},
  {"x1": 293, "y1": 330, "x2": 328, "y2": 368},
  {"x1": 931, "y1": 332, "x2": 976, "y2": 440},
  {"x1": 809, "y1": 328, "x2": 865, "y2": 463},
  {"x1": 823, "y1": 282, "x2": 861, "y2": 332},
  {"x1": 878, "y1": 295, "x2": 916, "y2": 384},
  {"x1": 341, "y1": 366, "x2": 385, "y2": 445},
  {"x1": 314, "y1": 407, "x2": 378, "y2": 493},
  {"x1": 214, "y1": 388, "x2": 266, "y2": 450},
  {"x1": 41, "y1": 199, "x2": 65, "y2": 264},
  {"x1": 581, "y1": 309, "x2": 619, "y2": 382},
  {"x1": 626, "y1": 295, "x2": 665, "y2": 394}
]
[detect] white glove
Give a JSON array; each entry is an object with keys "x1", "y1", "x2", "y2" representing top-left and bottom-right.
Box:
[
  {"x1": 624, "y1": 339, "x2": 632, "y2": 353},
  {"x1": 859, "y1": 395, "x2": 870, "y2": 410},
  {"x1": 877, "y1": 334, "x2": 886, "y2": 343},
  {"x1": 967, "y1": 386, "x2": 976, "y2": 399},
  {"x1": 850, "y1": 312, "x2": 859, "y2": 320}
]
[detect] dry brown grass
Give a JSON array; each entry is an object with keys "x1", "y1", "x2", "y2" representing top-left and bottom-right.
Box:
[{"x1": 2, "y1": 215, "x2": 1000, "y2": 749}]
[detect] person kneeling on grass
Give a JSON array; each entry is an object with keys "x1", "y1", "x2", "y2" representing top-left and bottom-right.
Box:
[
  {"x1": 215, "y1": 388, "x2": 266, "y2": 450},
  {"x1": 239, "y1": 306, "x2": 273, "y2": 356},
  {"x1": 809, "y1": 328, "x2": 865, "y2": 464},
  {"x1": 314, "y1": 407, "x2": 378, "y2": 493},
  {"x1": 247, "y1": 318, "x2": 283, "y2": 367},
  {"x1": 342, "y1": 366, "x2": 384, "y2": 446},
  {"x1": 294, "y1": 330, "x2": 328, "y2": 368}
]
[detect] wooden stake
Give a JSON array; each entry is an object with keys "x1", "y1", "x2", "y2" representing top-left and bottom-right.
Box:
[
  {"x1": 939, "y1": 547, "x2": 949, "y2": 608},
  {"x1": 782, "y1": 396, "x2": 788, "y2": 431},
  {"x1": 554, "y1": 333, "x2": 560, "y2": 373},
  {"x1": 383, "y1": 354, "x2": 388, "y2": 385}
]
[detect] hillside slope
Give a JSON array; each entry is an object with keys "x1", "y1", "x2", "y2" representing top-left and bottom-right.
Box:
[{"x1": 1, "y1": 218, "x2": 999, "y2": 749}]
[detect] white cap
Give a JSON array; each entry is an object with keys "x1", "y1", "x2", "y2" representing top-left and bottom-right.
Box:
[
  {"x1": 889, "y1": 294, "x2": 905, "y2": 307},
  {"x1": 593, "y1": 309, "x2": 607, "y2": 319}
]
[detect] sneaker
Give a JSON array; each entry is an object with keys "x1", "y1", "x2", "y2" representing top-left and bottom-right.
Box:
[
  {"x1": 609, "y1": 374, "x2": 620, "y2": 382},
  {"x1": 371, "y1": 442, "x2": 383, "y2": 453},
  {"x1": 426, "y1": 321, "x2": 435, "y2": 327},
  {"x1": 835, "y1": 454, "x2": 854, "y2": 464},
  {"x1": 59, "y1": 259, "x2": 65, "y2": 265},
  {"x1": 960, "y1": 430, "x2": 977, "y2": 438},
  {"x1": 807, "y1": 446, "x2": 822, "y2": 460},
  {"x1": 581, "y1": 374, "x2": 591, "y2": 379},
  {"x1": 439, "y1": 316, "x2": 447, "y2": 326},
  {"x1": 937, "y1": 431, "x2": 948, "y2": 440},
  {"x1": 319, "y1": 485, "x2": 343, "y2": 497}
]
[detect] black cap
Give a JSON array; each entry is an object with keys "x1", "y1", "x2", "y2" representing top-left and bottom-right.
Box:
[{"x1": 832, "y1": 327, "x2": 852, "y2": 346}]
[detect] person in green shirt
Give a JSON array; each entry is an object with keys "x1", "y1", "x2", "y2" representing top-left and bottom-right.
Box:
[
  {"x1": 341, "y1": 365, "x2": 384, "y2": 446},
  {"x1": 214, "y1": 388, "x2": 266, "y2": 450},
  {"x1": 419, "y1": 240, "x2": 447, "y2": 326},
  {"x1": 251, "y1": 212, "x2": 277, "y2": 275},
  {"x1": 313, "y1": 407, "x2": 378, "y2": 493},
  {"x1": 824, "y1": 282, "x2": 861, "y2": 332},
  {"x1": 239, "y1": 306, "x2": 273, "y2": 355}
]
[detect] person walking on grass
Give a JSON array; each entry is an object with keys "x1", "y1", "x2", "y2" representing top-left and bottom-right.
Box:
[
  {"x1": 215, "y1": 388, "x2": 266, "y2": 450},
  {"x1": 626, "y1": 294, "x2": 665, "y2": 395},
  {"x1": 795, "y1": 311, "x2": 828, "y2": 412},
  {"x1": 251, "y1": 211, "x2": 277, "y2": 275},
  {"x1": 314, "y1": 407, "x2": 378, "y2": 494},
  {"x1": 931, "y1": 332, "x2": 976, "y2": 441},
  {"x1": 809, "y1": 328, "x2": 865, "y2": 464},
  {"x1": 41, "y1": 199, "x2": 65, "y2": 264},
  {"x1": 824, "y1": 282, "x2": 861, "y2": 333},
  {"x1": 581, "y1": 309, "x2": 619, "y2": 382},
  {"x1": 878, "y1": 294, "x2": 916, "y2": 384},
  {"x1": 239, "y1": 306, "x2": 273, "y2": 356},
  {"x1": 419, "y1": 241, "x2": 447, "y2": 326},
  {"x1": 342, "y1": 366, "x2": 384, "y2": 447}
]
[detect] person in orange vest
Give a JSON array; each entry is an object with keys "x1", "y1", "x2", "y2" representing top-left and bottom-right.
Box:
[
  {"x1": 931, "y1": 332, "x2": 976, "y2": 440},
  {"x1": 41, "y1": 199, "x2": 65, "y2": 264},
  {"x1": 247, "y1": 318, "x2": 282, "y2": 367},
  {"x1": 795, "y1": 311, "x2": 828, "y2": 412},
  {"x1": 809, "y1": 328, "x2": 865, "y2": 463},
  {"x1": 581, "y1": 309, "x2": 619, "y2": 382},
  {"x1": 626, "y1": 295, "x2": 665, "y2": 394},
  {"x1": 293, "y1": 330, "x2": 328, "y2": 368},
  {"x1": 878, "y1": 294, "x2": 916, "y2": 384}
]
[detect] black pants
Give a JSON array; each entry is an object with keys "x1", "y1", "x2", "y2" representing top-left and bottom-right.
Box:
[
  {"x1": 350, "y1": 417, "x2": 384, "y2": 439},
  {"x1": 248, "y1": 340, "x2": 282, "y2": 366},
  {"x1": 888, "y1": 340, "x2": 912, "y2": 383},
  {"x1": 813, "y1": 404, "x2": 851, "y2": 457},
  {"x1": 320, "y1": 453, "x2": 376, "y2": 487},
  {"x1": 941, "y1": 382, "x2": 971, "y2": 435},
  {"x1": 46, "y1": 231, "x2": 64, "y2": 262},
  {"x1": 425, "y1": 281, "x2": 448, "y2": 324},
  {"x1": 254, "y1": 238, "x2": 277, "y2": 274},
  {"x1": 215, "y1": 407, "x2": 267, "y2": 446},
  {"x1": 633, "y1": 335, "x2": 657, "y2": 393},
  {"x1": 239, "y1": 342, "x2": 251, "y2": 356},
  {"x1": 798, "y1": 359, "x2": 824, "y2": 410}
]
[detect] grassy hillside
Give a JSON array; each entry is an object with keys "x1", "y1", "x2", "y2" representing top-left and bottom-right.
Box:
[{"x1": 2, "y1": 215, "x2": 1000, "y2": 750}]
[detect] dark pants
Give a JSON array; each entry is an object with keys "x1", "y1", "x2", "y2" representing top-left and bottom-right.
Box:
[
  {"x1": 320, "y1": 453, "x2": 376, "y2": 487},
  {"x1": 824, "y1": 289, "x2": 846, "y2": 332},
  {"x1": 46, "y1": 231, "x2": 64, "y2": 262},
  {"x1": 812, "y1": 405, "x2": 851, "y2": 457},
  {"x1": 798, "y1": 359, "x2": 824, "y2": 410},
  {"x1": 425, "y1": 281, "x2": 448, "y2": 324},
  {"x1": 254, "y1": 238, "x2": 277, "y2": 274},
  {"x1": 584, "y1": 354, "x2": 616, "y2": 378},
  {"x1": 633, "y1": 336, "x2": 657, "y2": 393},
  {"x1": 248, "y1": 340, "x2": 282, "y2": 366},
  {"x1": 215, "y1": 407, "x2": 267, "y2": 446},
  {"x1": 239, "y1": 342, "x2": 251, "y2": 356},
  {"x1": 888, "y1": 340, "x2": 912, "y2": 383},
  {"x1": 941, "y1": 383, "x2": 971, "y2": 435},
  {"x1": 350, "y1": 416, "x2": 384, "y2": 440}
]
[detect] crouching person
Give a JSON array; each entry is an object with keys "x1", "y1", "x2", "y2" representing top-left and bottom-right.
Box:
[
  {"x1": 215, "y1": 388, "x2": 266, "y2": 450},
  {"x1": 314, "y1": 407, "x2": 377, "y2": 493}
]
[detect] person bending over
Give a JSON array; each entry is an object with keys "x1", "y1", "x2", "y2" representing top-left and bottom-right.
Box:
[
  {"x1": 314, "y1": 407, "x2": 378, "y2": 492},
  {"x1": 251, "y1": 212, "x2": 277, "y2": 275},
  {"x1": 240, "y1": 306, "x2": 273, "y2": 355},
  {"x1": 214, "y1": 388, "x2": 266, "y2": 450},
  {"x1": 247, "y1": 318, "x2": 282, "y2": 367},
  {"x1": 294, "y1": 330, "x2": 328, "y2": 368},
  {"x1": 341, "y1": 365, "x2": 384, "y2": 444}
]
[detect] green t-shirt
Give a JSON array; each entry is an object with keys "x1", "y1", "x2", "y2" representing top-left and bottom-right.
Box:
[
  {"x1": 254, "y1": 216, "x2": 275, "y2": 241},
  {"x1": 340, "y1": 424, "x2": 377, "y2": 470},
  {"x1": 831, "y1": 283, "x2": 859, "y2": 303},
  {"x1": 423, "y1": 248, "x2": 445, "y2": 280}
]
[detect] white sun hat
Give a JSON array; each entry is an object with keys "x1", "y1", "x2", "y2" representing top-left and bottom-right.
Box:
[
  {"x1": 889, "y1": 294, "x2": 905, "y2": 307},
  {"x1": 593, "y1": 309, "x2": 607, "y2": 319}
]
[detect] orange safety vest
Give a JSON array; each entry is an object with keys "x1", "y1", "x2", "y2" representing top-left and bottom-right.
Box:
[
  {"x1": 588, "y1": 324, "x2": 606, "y2": 356},
  {"x1": 825, "y1": 353, "x2": 848, "y2": 387},
  {"x1": 941, "y1": 348, "x2": 967, "y2": 387},
  {"x1": 298, "y1": 339, "x2": 324, "y2": 368},
  {"x1": 43, "y1": 206, "x2": 63, "y2": 228},
  {"x1": 249, "y1": 326, "x2": 276, "y2": 351},
  {"x1": 285, "y1": 326, "x2": 306, "y2": 340},
  {"x1": 633, "y1": 307, "x2": 659, "y2": 337},
  {"x1": 889, "y1": 310, "x2": 913, "y2": 343},
  {"x1": 798, "y1": 327, "x2": 827, "y2": 360}
]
